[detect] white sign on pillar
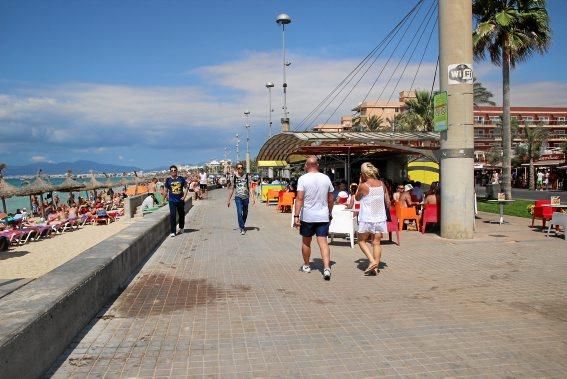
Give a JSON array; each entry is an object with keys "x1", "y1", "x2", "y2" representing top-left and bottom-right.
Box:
[{"x1": 448, "y1": 63, "x2": 473, "y2": 85}]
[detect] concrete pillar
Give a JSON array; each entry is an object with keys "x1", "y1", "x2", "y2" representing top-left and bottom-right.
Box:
[{"x1": 439, "y1": 0, "x2": 475, "y2": 239}]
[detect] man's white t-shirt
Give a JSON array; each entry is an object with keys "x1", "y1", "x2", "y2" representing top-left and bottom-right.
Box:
[
  {"x1": 297, "y1": 172, "x2": 334, "y2": 222},
  {"x1": 199, "y1": 172, "x2": 207, "y2": 185},
  {"x1": 537, "y1": 172, "x2": 544, "y2": 182}
]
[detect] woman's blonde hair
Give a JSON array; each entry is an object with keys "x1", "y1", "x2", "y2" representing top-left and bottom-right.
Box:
[{"x1": 361, "y1": 162, "x2": 379, "y2": 179}]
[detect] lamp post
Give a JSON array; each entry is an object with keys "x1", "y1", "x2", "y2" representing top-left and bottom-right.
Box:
[
  {"x1": 276, "y1": 13, "x2": 291, "y2": 132},
  {"x1": 235, "y1": 133, "x2": 240, "y2": 165},
  {"x1": 244, "y1": 111, "x2": 251, "y2": 174},
  {"x1": 265, "y1": 82, "x2": 274, "y2": 138}
]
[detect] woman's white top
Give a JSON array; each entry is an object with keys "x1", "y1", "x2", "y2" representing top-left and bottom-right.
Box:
[{"x1": 358, "y1": 184, "x2": 387, "y2": 223}]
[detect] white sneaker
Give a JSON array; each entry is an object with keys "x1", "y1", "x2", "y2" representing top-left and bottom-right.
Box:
[
  {"x1": 301, "y1": 265, "x2": 311, "y2": 273},
  {"x1": 323, "y1": 268, "x2": 331, "y2": 281},
  {"x1": 170, "y1": 233, "x2": 175, "y2": 237},
  {"x1": 240, "y1": 229, "x2": 246, "y2": 235}
]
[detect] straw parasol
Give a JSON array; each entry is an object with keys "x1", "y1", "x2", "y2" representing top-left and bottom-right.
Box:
[
  {"x1": 15, "y1": 171, "x2": 56, "y2": 217},
  {"x1": 56, "y1": 170, "x2": 86, "y2": 192},
  {"x1": 83, "y1": 173, "x2": 107, "y2": 192},
  {"x1": 0, "y1": 173, "x2": 20, "y2": 213},
  {"x1": 16, "y1": 173, "x2": 56, "y2": 197}
]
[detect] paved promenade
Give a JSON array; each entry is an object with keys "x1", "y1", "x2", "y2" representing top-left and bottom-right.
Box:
[{"x1": 49, "y1": 189, "x2": 567, "y2": 377}]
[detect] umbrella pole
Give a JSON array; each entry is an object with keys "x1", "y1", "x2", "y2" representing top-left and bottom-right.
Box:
[
  {"x1": 40, "y1": 193, "x2": 45, "y2": 219},
  {"x1": 2, "y1": 197, "x2": 6, "y2": 213},
  {"x1": 29, "y1": 195, "x2": 32, "y2": 212}
]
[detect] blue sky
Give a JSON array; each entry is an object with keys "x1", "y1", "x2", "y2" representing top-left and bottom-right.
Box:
[{"x1": 0, "y1": 0, "x2": 565, "y2": 170}]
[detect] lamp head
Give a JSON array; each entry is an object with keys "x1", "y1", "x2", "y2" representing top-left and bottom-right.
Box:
[
  {"x1": 265, "y1": 82, "x2": 275, "y2": 88},
  {"x1": 244, "y1": 110, "x2": 250, "y2": 116},
  {"x1": 276, "y1": 13, "x2": 291, "y2": 25}
]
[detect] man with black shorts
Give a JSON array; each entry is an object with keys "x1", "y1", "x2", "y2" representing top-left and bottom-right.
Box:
[
  {"x1": 199, "y1": 169, "x2": 208, "y2": 198},
  {"x1": 293, "y1": 156, "x2": 334, "y2": 280}
]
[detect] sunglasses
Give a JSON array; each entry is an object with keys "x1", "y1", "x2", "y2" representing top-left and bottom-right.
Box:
[
  {"x1": 170, "y1": 169, "x2": 177, "y2": 172},
  {"x1": 236, "y1": 167, "x2": 244, "y2": 169}
]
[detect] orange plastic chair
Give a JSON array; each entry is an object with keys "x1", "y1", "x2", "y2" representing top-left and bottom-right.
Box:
[
  {"x1": 421, "y1": 204, "x2": 440, "y2": 233},
  {"x1": 266, "y1": 189, "x2": 280, "y2": 206},
  {"x1": 395, "y1": 202, "x2": 419, "y2": 231},
  {"x1": 531, "y1": 199, "x2": 553, "y2": 228},
  {"x1": 277, "y1": 192, "x2": 295, "y2": 213}
]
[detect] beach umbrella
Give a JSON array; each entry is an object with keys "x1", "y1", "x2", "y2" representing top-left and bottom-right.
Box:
[
  {"x1": 83, "y1": 174, "x2": 107, "y2": 192},
  {"x1": 56, "y1": 171, "x2": 86, "y2": 192},
  {"x1": 16, "y1": 174, "x2": 56, "y2": 197},
  {"x1": 0, "y1": 174, "x2": 19, "y2": 213},
  {"x1": 15, "y1": 173, "x2": 56, "y2": 218}
]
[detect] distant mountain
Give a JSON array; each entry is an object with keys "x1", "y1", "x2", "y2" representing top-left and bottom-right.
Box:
[{"x1": 4, "y1": 160, "x2": 142, "y2": 176}]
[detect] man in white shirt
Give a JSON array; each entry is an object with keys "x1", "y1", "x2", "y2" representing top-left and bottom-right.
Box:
[
  {"x1": 293, "y1": 156, "x2": 334, "y2": 280},
  {"x1": 199, "y1": 169, "x2": 208, "y2": 198},
  {"x1": 140, "y1": 193, "x2": 156, "y2": 210}
]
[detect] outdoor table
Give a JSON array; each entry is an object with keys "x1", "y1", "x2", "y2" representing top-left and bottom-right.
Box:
[
  {"x1": 541, "y1": 204, "x2": 567, "y2": 209},
  {"x1": 487, "y1": 199, "x2": 515, "y2": 225}
]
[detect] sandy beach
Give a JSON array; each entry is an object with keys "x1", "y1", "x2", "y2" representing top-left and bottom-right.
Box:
[{"x1": 0, "y1": 217, "x2": 136, "y2": 279}]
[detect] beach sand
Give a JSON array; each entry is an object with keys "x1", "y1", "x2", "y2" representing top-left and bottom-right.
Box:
[{"x1": 0, "y1": 217, "x2": 136, "y2": 279}]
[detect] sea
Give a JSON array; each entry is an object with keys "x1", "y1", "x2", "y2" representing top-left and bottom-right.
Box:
[{"x1": 2, "y1": 177, "x2": 132, "y2": 214}]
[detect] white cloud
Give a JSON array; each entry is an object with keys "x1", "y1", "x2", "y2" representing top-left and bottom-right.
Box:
[
  {"x1": 31, "y1": 155, "x2": 47, "y2": 162},
  {"x1": 0, "y1": 51, "x2": 565, "y2": 167}
]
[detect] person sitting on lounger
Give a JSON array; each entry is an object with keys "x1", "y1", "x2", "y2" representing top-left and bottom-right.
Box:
[{"x1": 141, "y1": 193, "x2": 157, "y2": 210}]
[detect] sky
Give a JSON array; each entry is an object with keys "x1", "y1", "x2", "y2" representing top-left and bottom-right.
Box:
[{"x1": 1, "y1": 0, "x2": 566, "y2": 170}]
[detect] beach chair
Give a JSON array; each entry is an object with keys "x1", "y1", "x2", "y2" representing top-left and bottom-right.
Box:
[
  {"x1": 16, "y1": 228, "x2": 38, "y2": 245},
  {"x1": 546, "y1": 212, "x2": 567, "y2": 240},
  {"x1": 395, "y1": 202, "x2": 419, "y2": 231},
  {"x1": 277, "y1": 192, "x2": 295, "y2": 213},
  {"x1": 421, "y1": 204, "x2": 440, "y2": 233},
  {"x1": 266, "y1": 189, "x2": 280, "y2": 205},
  {"x1": 387, "y1": 209, "x2": 400, "y2": 246},
  {"x1": 94, "y1": 209, "x2": 112, "y2": 225},
  {"x1": 329, "y1": 206, "x2": 357, "y2": 249},
  {"x1": 531, "y1": 200, "x2": 553, "y2": 228}
]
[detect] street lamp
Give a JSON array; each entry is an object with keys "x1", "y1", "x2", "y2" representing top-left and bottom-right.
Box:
[
  {"x1": 235, "y1": 133, "x2": 240, "y2": 165},
  {"x1": 265, "y1": 82, "x2": 274, "y2": 138},
  {"x1": 276, "y1": 13, "x2": 291, "y2": 132},
  {"x1": 244, "y1": 111, "x2": 251, "y2": 174}
]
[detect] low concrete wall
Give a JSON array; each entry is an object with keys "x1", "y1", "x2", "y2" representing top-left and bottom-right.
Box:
[
  {"x1": 0, "y1": 199, "x2": 192, "y2": 378},
  {"x1": 124, "y1": 193, "x2": 146, "y2": 218}
]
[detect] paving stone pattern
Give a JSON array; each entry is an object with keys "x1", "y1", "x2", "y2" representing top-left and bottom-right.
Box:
[{"x1": 48, "y1": 190, "x2": 567, "y2": 378}]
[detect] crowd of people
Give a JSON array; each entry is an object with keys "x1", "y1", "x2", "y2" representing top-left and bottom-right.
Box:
[{"x1": 0, "y1": 189, "x2": 127, "y2": 251}]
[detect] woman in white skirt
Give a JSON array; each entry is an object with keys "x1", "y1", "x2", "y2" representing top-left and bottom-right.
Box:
[{"x1": 355, "y1": 162, "x2": 391, "y2": 275}]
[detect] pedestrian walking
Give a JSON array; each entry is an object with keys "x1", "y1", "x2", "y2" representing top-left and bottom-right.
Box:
[
  {"x1": 355, "y1": 162, "x2": 391, "y2": 276},
  {"x1": 293, "y1": 156, "x2": 334, "y2": 280},
  {"x1": 199, "y1": 169, "x2": 208, "y2": 198},
  {"x1": 227, "y1": 164, "x2": 255, "y2": 235},
  {"x1": 165, "y1": 165, "x2": 188, "y2": 237}
]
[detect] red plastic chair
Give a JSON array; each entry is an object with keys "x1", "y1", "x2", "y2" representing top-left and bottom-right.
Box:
[
  {"x1": 531, "y1": 200, "x2": 553, "y2": 228},
  {"x1": 421, "y1": 204, "x2": 440, "y2": 233},
  {"x1": 387, "y1": 207, "x2": 400, "y2": 245}
]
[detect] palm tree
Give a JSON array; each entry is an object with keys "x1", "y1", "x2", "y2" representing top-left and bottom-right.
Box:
[
  {"x1": 364, "y1": 115, "x2": 385, "y2": 131},
  {"x1": 473, "y1": 78, "x2": 496, "y2": 107},
  {"x1": 403, "y1": 90, "x2": 434, "y2": 131},
  {"x1": 514, "y1": 124, "x2": 548, "y2": 190},
  {"x1": 473, "y1": 0, "x2": 551, "y2": 198}
]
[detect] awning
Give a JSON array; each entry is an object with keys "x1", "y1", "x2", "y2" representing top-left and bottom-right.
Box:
[
  {"x1": 257, "y1": 160, "x2": 288, "y2": 167},
  {"x1": 256, "y1": 131, "x2": 440, "y2": 162},
  {"x1": 521, "y1": 159, "x2": 566, "y2": 166}
]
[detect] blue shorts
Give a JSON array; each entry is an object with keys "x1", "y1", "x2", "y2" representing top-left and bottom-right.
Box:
[{"x1": 299, "y1": 221, "x2": 330, "y2": 237}]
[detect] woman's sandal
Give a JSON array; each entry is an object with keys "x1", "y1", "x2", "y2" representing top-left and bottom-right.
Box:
[{"x1": 364, "y1": 262, "x2": 378, "y2": 274}]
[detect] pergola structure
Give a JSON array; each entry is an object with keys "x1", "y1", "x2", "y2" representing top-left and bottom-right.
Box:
[{"x1": 256, "y1": 131, "x2": 441, "y2": 184}]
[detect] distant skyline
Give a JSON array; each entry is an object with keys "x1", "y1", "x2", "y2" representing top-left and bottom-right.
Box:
[{"x1": 1, "y1": 0, "x2": 565, "y2": 168}]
